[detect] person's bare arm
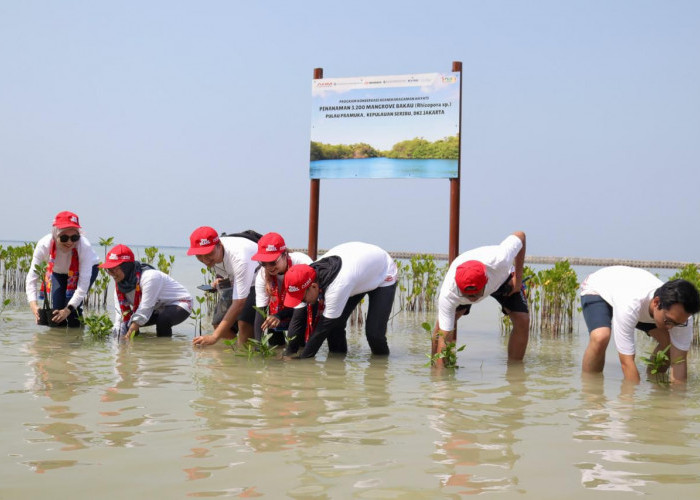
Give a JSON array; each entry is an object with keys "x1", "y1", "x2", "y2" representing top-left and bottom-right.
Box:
[
  {"x1": 192, "y1": 297, "x2": 245, "y2": 346},
  {"x1": 509, "y1": 231, "x2": 526, "y2": 295}
]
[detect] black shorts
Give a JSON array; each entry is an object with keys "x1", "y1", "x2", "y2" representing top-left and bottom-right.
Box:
[
  {"x1": 581, "y1": 294, "x2": 656, "y2": 333},
  {"x1": 239, "y1": 287, "x2": 256, "y2": 324},
  {"x1": 457, "y1": 274, "x2": 529, "y2": 316},
  {"x1": 212, "y1": 285, "x2": 256, "y2": 329}
]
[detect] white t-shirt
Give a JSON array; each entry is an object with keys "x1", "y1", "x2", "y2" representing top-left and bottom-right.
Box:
[
  {"x1": 26, "y1": 233, "x2": 100, "y2": 309},
  {"x1": 113, "y1": 268, "x2": 193, "y2": 328},
  {"x1": 320, "y1": 242, "x2": 397, "y2": 319},
  {"x1": 255, "y1": 251, "x2": 313, "y2": 307},
  {"x1": 437, "y1": 234, "x2": 523, "y2": 331},
  {"x1": 212, "y1": 237, "x2": 259, "y2": 300},
  {"x1": 580, "y1": 266, "x2": 693, "y2": 355}
]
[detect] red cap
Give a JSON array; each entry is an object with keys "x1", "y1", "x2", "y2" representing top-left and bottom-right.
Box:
[
  {"x1": 283, "y1": 264, "x2": 317, "y2": 307},
  {"x1": 187, "y1": 226, "x2": 220, "y2": 256},
  {"x1": 53, "y1": 211, "x2": 81, "y2": 229},
  {"x1": 251, "y1": 232, "x2": 287, "y2": 262},
  {"x1": 100, "y1": 244, "x2": 135, "y2": 269},
  {"x1": 455, "y1": 260, "x2": 488, "y2": 294}
]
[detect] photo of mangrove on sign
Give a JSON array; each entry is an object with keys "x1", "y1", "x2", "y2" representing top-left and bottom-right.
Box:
[{"x1": 310, "y1": 72, "x2": 461, "y2": 179}]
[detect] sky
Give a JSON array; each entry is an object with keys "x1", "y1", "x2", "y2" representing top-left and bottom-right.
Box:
[{"x1": 1, "y1": 1, "x2": 699, "y2": 262}]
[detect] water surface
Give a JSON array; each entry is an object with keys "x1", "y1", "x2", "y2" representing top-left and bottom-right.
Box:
[{"x1": 2, "y1": 251, "x2": 699, "y2": 498}]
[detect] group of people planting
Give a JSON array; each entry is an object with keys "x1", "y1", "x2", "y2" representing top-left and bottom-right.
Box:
[{"x1": 27, "y1": 210, "x2": 700, "y2": 383}]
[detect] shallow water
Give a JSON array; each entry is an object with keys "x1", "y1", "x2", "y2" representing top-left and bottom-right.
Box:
[{"x1": 2, "y1": 250, "x2": 700, "y2": 499}]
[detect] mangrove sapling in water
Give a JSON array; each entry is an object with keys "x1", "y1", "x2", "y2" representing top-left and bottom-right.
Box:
[
  {"x1": 641, "y1": 345, "x2": 684, "y2": 385},
  {"x1": 190, "y1": 295, "x2": 206, "y2": 337},
  {"x1": 349, "y1": 298, "x2": 364, "y2": 327},
  {"x1": 86, "y1": 236, "x2": 114, "y2": 311},
  {"x1": 235, "y1": 333, "x2": 277, "y2": 360},
  {"x1": 253, "y1": 305, "x2": 268, "y2": 320},
  {"x1": 157, "y1": 253, "x2": 176, "y2": 275},
  {"x1": 422, "y1": 321, "x2": 465, "y2": 369},
  {"x1": 670, "y1": 264, "x2": 700, "y2": 343},
  {"x1": 200, "y1": 267, "x2": 218, "y2": 313},
  {"x1": 0, "y1": 242, "x2": 34, "y2": 292},
  {"x1": 33, "y1": 262, "x2": 56, "y2": 325},
  {"x1": 0, "y1": 298, "x2": 10, "y2": 319},
  {"x1": 141, "y1": 246, "x2": 176, "y2": 275},
  {"x1": 82, "y1": 312, "x2": 114, "y2": 340},
  {"x1": 533, "y1": 261, "x2": 578, "y2": 337},
  {"x1": 399, "y1": 255, "x2": 446, "y2": 312}
]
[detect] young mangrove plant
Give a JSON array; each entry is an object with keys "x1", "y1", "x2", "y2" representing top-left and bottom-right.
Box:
[
  {"x1": 537, "y1": 261, "x2": 578, "y2": 336},
  {"x1": 142, "y1": 246, "x2": 176, "y2": 275},
  {"x1": 200, "y1": 266, "x2": 218, "y2": 314},
  {"x1": 422, "y1": 321, "x2": 465, "y2": 369},
  {"x1": 85, "y1": 236, "x2": 115, "y2": 311},
  {"x1": 236, "y1": 333, "x2": 278, "y2": 360},
  {"x1": 82, "y1": 312, "x2": 114, "y2": 340},
  {"x1": 0, "y1": 298, "x2": 11, "y2": 319},
  {"x1": 349, "y1": 297, "x2": 365, "y2": 327},
  {"x1": 33, "y1": 261, "x2": 51, "y2": 308},
  {"x1": 641, "y1": 345, "x2": 684, "y2": 385},
  {"x1": 397, "y1": 255, "x2": 446, "y2": 312},
  {"x1": 509, "y1": 262, "x2": 577, "y2": 337},
  {"x1": 190, "y1": 295, "x2": 206, "y2": 337},
  {"x1": 499, "y1": 269, "x2": 537, "y2": 335},
  {"x1": 670, "y1": 264, "x2": 700, "y2": 343},
  {"x1": 1, "y1": 242, "x2": 34, "y2": 292}
]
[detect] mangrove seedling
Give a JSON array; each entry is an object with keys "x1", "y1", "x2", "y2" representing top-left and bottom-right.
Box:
[
  {"x1": 0, "y1": 298, "x2": 11, "y2": 319},
  {"x1": 641, "y1": 345, "x2": 685, "y2": 384},
  {"x1": 82, "y1": 312, "x2": 114, "y2": 340},
  {"x1": 237, "y1": 333, "x2": 277, "y2": 360},
  {"x1": 253, "y1": 305, "x2": 268, "y2": 320},
  {"x1": 190, "y1": 295, "x2": 206, "y2": 337},
  {"x1": 422, "y1": 321, "x2": 466, "y2": 369},
  {"x1": 142, "y1": 246, "x2": 158, "y2": 265},
  {"x1": 670, "y1": 264, "x2": 700, "y2": 341},
  {"x1": 222, "y1": 338, "x2": 238, "y2": 353}
]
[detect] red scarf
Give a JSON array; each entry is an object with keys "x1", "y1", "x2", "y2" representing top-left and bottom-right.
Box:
[
  {"x1": 40, "y1": 239, "x2": 79, "y2": 300},
  {"x1": 267, "y1": 258, "x2": 323, "y2": 341},
  {"x1": 265, "y1": 256, "x2": 292, "y2": 315},
  {"x1": 305, "y1": 297, "x2": 324, "y2": 342},
  {"x1": 116, "y1": 269, "x2": 142, "y2": 323}
]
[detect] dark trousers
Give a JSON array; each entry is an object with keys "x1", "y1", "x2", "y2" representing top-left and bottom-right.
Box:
[
  {"x1": 51, "y1": 264, "x2": 99, "y2": 327},
  {"x1": 143, "y1": 305, "x2": 191, "y2": 337},
  {"x1": 329, "y1": 283, "x2": 397, "y2": 355}
]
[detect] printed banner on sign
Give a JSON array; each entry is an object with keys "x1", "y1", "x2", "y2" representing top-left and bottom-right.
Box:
[{"x1": 310, "y1": 72, "x2": 461, "y2": 179}]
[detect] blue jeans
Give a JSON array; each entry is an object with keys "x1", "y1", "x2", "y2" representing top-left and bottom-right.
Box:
[{"x1": 51, "y1": 264, "x2": 99, "y2": 326}]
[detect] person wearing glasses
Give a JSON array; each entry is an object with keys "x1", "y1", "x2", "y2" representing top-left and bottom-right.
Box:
[
  {"x1": 187, "y1": 226, "x2": 258, "y2": 347},
  {"x1": 26, "y1": 211, "x2": 100, "y2": 327},
  {"x1": 101, "y1": 244, "x2": 192, "y2": 338},
  {"x1": 250, "y1": 232, "x2": 312, "y2": 345},
  {"x1": 580, "y1": 266, "x2": 700, "y2": 383},
  {"x1": 432, "y1": 231, "x2": 529, "y2": 367}
]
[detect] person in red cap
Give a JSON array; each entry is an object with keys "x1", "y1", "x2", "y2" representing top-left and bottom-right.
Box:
[
  {"x1": 432, "y1": 231, "x2": 529, "y2": 366},
  {"x1": 26, "y1": 211, "x2": 99, "y2": 327},
  {"x1": 251, "y1": 232, "x2": 312, "y2": 345},
  {"x1": 187, "y1": 226, "x2": 259, "y2": 346},
  {"x1": 101, "y1": 244, "x2": 193, "y2": 338},
  {"x1": 281, "y1": 242, "x2": 397, "y2": 359}
]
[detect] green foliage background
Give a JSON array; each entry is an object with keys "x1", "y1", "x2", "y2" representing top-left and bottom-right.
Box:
[{"x1": 310, "y1": 135, "x2": 459, "y2": 161}]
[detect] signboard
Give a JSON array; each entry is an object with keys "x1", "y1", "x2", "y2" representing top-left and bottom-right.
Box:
[{"x1": 310, "y1": 72, "x2": 461, "y2": 179}]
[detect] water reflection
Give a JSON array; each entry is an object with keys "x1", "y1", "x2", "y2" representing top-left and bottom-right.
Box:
[
  {"x1": 187, "y1": 348, "x2": 415, "y2": 497},
  {"x1": 574, "y1": 377, "x2": 700, "y2": 493},
  {"x1": 22, "y1": 330, "x2": 197, "y2": 474},
  {"x1": 5, "y1": 299, "x2": 700, "y2": 497},
  {"x1": 427, "y1": 364, "x2": 527, "y2": 496},
  {"x1": 23, "y1": 329, "x2": 106, "y2": 471}
]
